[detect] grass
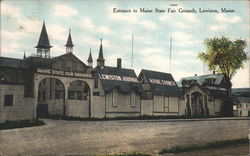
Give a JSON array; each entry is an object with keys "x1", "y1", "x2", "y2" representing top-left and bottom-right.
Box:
[
  {"x1": 43, "y1": 114, "x2": 223, "y2": 121},
  {"x1": 99, "y1": 152, "x2": 151, "y2": 156},
  {"x1": 0, "y1": 119, "x2": 45, "y2": 130},
  {"x1": 159, "y1": 138, "x2": 249, "y2": 154}
]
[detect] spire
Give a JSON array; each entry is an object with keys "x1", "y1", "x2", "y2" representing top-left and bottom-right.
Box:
[
  {"x1": 36, "y1": 21, "x2": 52, "y2": 49},
  {"x1": 97, "y1": 39, "x2": 105, "y2": 67},
  {"x1": 65, "y1": 29, "x2": 74, "y2": 47},
  {"x1": 35, "y1": 21, "x2": 52, "y2": 58},
  {"x1": 23, "y1": 51, "x2": 26, "y2": 59},
  {"x1": 65, "y1": 29, "x2": 74, "y2": 53},
  {"x1": 87, "y1": 48, "x2": 93, "y2": 62},
  {"x1": 87, "y1": 48, "x2": 93, "y2": 67},
  {"x1": 97, "y1": 39, "x2": 104, "y2": 60}
]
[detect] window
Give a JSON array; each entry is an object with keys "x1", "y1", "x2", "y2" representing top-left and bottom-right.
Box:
[
  {"x1": 68, "y1": 91, "x2": 75, "y2": 99},
  {"x1": 130, "y1": 92, "x2": 136, "y2": 108},
  {"x1": 77, "y1": 91, "x2": 83, "y2": 100},
  {"x1": 112, "y1": 90, "x2": 118, "y2": 107},
  {"x1": 164, "y1": 96, "x2": 169, "y2": 108},
  {"x1": 55, "y1": 90, "x2": 63, "y2": 99},
  {"x1": 208, "y1": 96, "x2": 214, "y2": 102},
  {"x1": 55, "y1": 79, "x2": 61, "y2": 85},
  {"x1": 93, "y1": 92, "x2": 100, "y2": 96},
  {"x1": 240, "y1": 111, "x2": 242, "y2": 116},
  {"x1": 4, "y1": 94, "x2": 13, "y2": 106},
  {"x1": 42, "y1": 90, "x2": 46, "y2": 100},
  {"x1": 94, "y1": 79, "x2": 98, "y2": 88}
]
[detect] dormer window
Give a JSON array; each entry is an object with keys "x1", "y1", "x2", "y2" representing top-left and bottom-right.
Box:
[{"x1": 205, "y1": 78, "x2": 216, "y2": 84}]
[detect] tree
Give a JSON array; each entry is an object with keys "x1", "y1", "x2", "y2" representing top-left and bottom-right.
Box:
[{"x1": 198, "y1": 36, "x2": 248, "y2": 116}]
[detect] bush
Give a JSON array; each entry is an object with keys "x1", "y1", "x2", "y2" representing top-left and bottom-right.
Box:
[
  {"x1": 159, "y1": 138, "x2": 249, "y2": 154},
  {"x1": 0, "y1": 119, "x2": 45, "y2": 130}
]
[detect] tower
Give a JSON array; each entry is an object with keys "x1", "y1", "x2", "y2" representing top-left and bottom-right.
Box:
[
  {"x1": 65, "y1": 29, "x2": 74, "y2": 53},
  {"x1": 35, "y1": 21, "x2": 52, "y2": 58},
  {"x1": 97, "y1": 39, "x2": 105, "y2": 68},
  {"x1": 87, "y1": 48, "x2": 93, "y2": 67}
]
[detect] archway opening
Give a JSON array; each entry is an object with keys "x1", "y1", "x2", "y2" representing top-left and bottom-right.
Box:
[
  {"x1": 37, "y1": 78, "x2": 65, "y2": 117},
  {"x1": 191, "y1": 91, "x2": 204, "y2": 117},
  {"x1": 67, "y1": 80, "x2": 91, "y2": 118}
]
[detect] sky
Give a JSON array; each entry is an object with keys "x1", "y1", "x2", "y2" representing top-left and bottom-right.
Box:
[{"x1": 1, "y1": 0, "x2": 249, "y2": 88}]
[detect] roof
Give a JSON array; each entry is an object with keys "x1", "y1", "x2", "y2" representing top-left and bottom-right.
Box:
[
  {"x1": 237, "y1": 97, "x2": 250, "y2": 103},
  {"x1": 140, "y1": 69, "x2": 181, "y2": 96},
  {"x1": 35, "y1": 22, "x2": 52, "y2": 49},
  {"x1": 97, "y1": 39, "x2": 104, "y2": 61},
  {"x1": 232, "y1": 88, "x2": 250, "y2": 93},
  {"x1": 65, "y1": 29, "x2": 74, "y2": 47},
  {"x1": 179, "y1": 73, "x2": 224, "y2": 86},
  {"x1": 0, "y1": 57, "x2": 29, "y2": 69},
  {"x1": 95, "y1": 66, "x2": 143, "y2": 93}
]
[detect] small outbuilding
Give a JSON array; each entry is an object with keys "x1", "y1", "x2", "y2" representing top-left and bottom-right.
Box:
[{"x1": 138, "y1": 69, "x2": 181, "y2": 116}]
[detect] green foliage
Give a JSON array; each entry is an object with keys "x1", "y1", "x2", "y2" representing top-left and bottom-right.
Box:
[
  {"x1": 0, "y1": 119, "x2": 45, "y2": 130},
  {"x1": 198, "y1": 36, "x2": 248, "y2": 79},
  {"x1": 159, "y1": 138, "x2": 249, "y2": 154}
]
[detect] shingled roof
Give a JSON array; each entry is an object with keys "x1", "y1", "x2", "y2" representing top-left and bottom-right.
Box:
[
  {"x1": 139, "y1": 69, "x2": 181, "y2": 96},
  {"x1": 35, "y1": 22, "x2": 52, "y2": 49},
  {"x1": 179, "y1": 74, "x2": 224, "y2": 86},
  {"x1": 0, "y1": 57, "x2": 29, "y2": 69},
  {"x1": 95, "y1": 66, "x2": 143, "y2": 93}
]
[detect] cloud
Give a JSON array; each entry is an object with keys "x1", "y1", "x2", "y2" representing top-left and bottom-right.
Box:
[
  {"x1": 176, "y1": 50, "x2": 197, "y2": 57},
  {"x1": 47, "y1": 25, "x2": 67, "y2": 41},
  {"x1": 231, "y1": 62, "x2": 249, "y2": 88},
  {"x1": 81, "y1": 18, "x2": 113, "y2": 35},
  {"x1": 53, "y1": 4, "x2": 78, "y2": 18},
  {"x1": 139, "y1": 20, "x2": 157, "y2": 30},
  {"x1": 97, "y1": 26, "x2": 113, "y2": 35},
  {"x1": 1, "y1": 30, "x2": 28, "y2": 40},
  {"x1": 1, "y1": 42, "x2": 21, "y2": 55},
  {"x1": 159, "y1": 14, "x2": 192, "y2": 29},
  {"x1": 171, "y1": 31, "x2": 201, "y2": 47},
  {"x1": 1, "y1": 3, "x2": 21, "y2": 19},
  {"x1": 138, "y1": 48, "x2": 165, "y2": 55},
  {"x1": 209, "y1": 24, "x2": 227, "y2": 32},
  {"x1": 81, "y1": 18, "x2": 95, "y2": 30},
  {"x1": 215, "y1": 14, "x2": 241, "y2": 23},
  {"x1": 19, "y1": 19, "x2": 41, "y2": 33}
]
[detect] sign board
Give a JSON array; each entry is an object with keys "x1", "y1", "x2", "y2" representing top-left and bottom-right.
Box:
[
  {"x1": 149, "y1": 78, "x2": 176, "y2": 86},
  {"x1": 98, "y1": 74, "x2": 139, "y2": 83},
  {"x1": 37, "y1": 68, "x2": 91, "y2": 78}
]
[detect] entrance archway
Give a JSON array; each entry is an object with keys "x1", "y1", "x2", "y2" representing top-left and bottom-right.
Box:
[
  {"x1": 67, "y1": 80, "x2": 91, "y2": 117},
  {"x1": 37, "y1": 78, "x2": 65, "y2": 117},
  {"x1": 191, "y1": 91, "x2": 204, "y2": 117}
]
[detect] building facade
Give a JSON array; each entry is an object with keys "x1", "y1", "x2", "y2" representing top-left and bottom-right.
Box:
[
  {"x1": 232, "y1": 88, "x2": 250, "y2": 116},
  {"x1": 138, "y1": 69, "x2": 181, "y2": 116},
  {"x1": 0, "y1": 22, "x2": 232, "y2": 122},
  {"x1": 178, "y1": 74, "x2": 228, "y2": 117}
]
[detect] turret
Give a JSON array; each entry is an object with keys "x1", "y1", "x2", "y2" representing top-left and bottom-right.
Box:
[
  {"x1": 65, "y1": 29, "x2": 74, "y2": 53},
  {"x1": 87, "y1": 48, "x2": 93, "y2": 68},
  {"x1": 35, "y1": 21, "x2": 52, "y2": 58},
  {"x1": 97, "y1": 39, "x2": 105, "y2": 68}
]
